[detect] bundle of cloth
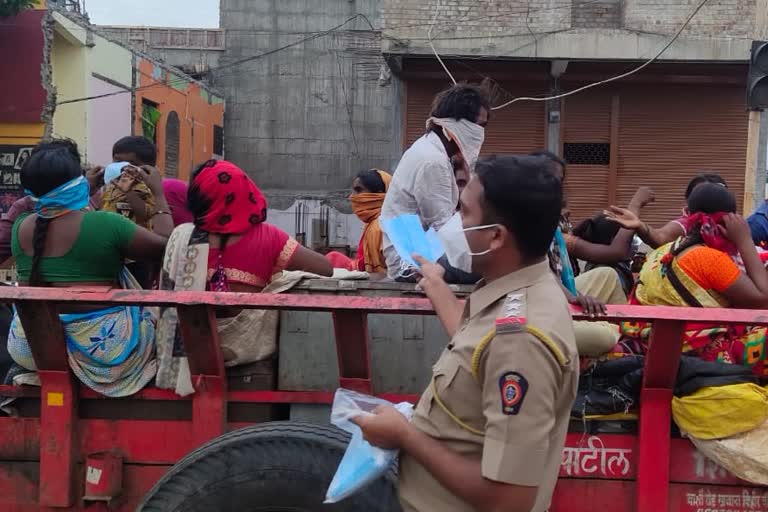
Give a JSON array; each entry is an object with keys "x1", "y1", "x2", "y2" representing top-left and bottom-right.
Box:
[{"x1": 575, "y1": 355, "x2": 768, "y2": 485}]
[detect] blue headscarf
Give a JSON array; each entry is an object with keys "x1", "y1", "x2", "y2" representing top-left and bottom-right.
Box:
[{"x1": 27, "y1": 175, "x2": 90, "y2": 219}]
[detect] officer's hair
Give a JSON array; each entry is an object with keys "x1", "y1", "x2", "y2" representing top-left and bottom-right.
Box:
[
  {"x1": 475, "y1": 155, "x2": 562, "y2": 261},
  {"x1": 530, "y1": 149, "x2": 566, "y2": 180}
]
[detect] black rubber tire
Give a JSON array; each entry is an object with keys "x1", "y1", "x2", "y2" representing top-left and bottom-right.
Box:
[{"x1": 137, "y1": 422, "x2": 401, "y2": 512}]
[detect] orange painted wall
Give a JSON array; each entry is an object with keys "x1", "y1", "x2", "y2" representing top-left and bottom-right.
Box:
[{"x1": 134, "y1": 58, "x2": 225, "y2": 182}]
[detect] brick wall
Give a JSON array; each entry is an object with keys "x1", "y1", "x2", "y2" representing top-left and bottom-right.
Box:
[
  {"x1": 572, "y1": 0, "x2": 621, "y2": 30},
  {"x1": 382, "y1": 0, "x2": 756, "y2": 57},
  {"x1": 382, "y1": 0, "x2": 570, "y2": 39},
  {"x1": 624, "y1": 0, "x2": 754, "y2": 37}
]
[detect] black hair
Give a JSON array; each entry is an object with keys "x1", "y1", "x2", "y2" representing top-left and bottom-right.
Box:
[
  {"x1": 572, "y1": 214, "x2": 620, "y2": 246},
  {"x1": 355, "y1": 169, "x2": 386, "y2": 194},
  {"x1": 670, "y1": 183, "x2": 737, "y2": 260},
  {"x1": 687, "y1": 182, "x2": 737, "y2": 214},
  {"x1": 474, "y1": 155, "x2": 562, "y2": 261},
  {"x1": 684, "y1": 173, "x2": 727, "y2": 199},
  {"x1": 20, "y1": 145, "x2": 83, "y2": 286},
  {"x1": 430, "y1": 83, "x2": 491, "y2": 123},
  {"x1": 112, "y1": 136, "x2": 157, "y2": 166},
  {"x1": 187, "y1": 159, "x2": 216, "y2": 224},
  {"x1": 530, "y1": 149, "x2": 567, "y2": 179},
  {"x1": 32, "y1": 138, "x2": 81, "y2": 162}
]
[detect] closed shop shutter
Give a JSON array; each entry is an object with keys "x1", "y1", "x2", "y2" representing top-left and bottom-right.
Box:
[
  {"x1": 404, "y1": 79, "x2": 546, "y2": 156},
  {"x1": 616, "y1": 84, "x2": 747, "y2": 227},
  {"x1": 561, "y1": 89, "x2": 613, "y2": 223}
]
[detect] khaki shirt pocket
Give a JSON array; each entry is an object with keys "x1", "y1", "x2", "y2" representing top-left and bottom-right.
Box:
[{"x1": 428, "y1": 353, "x2": 485, "y2": 436}]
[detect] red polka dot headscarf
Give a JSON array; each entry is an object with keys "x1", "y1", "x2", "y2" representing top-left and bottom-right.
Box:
[{"x1": 188, "y1": 159, "x2": 268, "y2": 234}]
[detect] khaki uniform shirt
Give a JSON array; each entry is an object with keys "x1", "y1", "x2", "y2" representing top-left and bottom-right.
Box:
[{"x1": 398, "y1": 260, "x2": 579, "y2": 512}]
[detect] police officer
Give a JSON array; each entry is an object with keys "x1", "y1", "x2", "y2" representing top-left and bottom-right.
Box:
[{"x1": 354, "y1": 155, "x2": 579, "y2": 512}]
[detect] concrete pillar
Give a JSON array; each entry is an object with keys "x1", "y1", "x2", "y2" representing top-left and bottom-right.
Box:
[
  {"x1": 547, "y1": 61, "x2": 567, "y2": 155},
  {"x1": 547, "y1": 96, "x2": 561, "y2": 155},
  {"x1": 756, "y1": 111, "x2": 768, "y2": 209}
]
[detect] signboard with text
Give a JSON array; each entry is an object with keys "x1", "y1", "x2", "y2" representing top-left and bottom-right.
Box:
[{"x1": 0, "y1": 145, "x2": 32, "y2": 213}]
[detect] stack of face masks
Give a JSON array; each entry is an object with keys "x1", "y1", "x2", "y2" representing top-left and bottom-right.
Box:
[
  {"x1": 325, "y1": 389, "x2": 413, "y2": 504},
  {"x1": 380, "y1": 214, "x2": 444, "y2": 268}
]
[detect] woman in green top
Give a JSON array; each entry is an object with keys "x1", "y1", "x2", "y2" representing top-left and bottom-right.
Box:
[{"x1": 7, "y1": 142, "x2": 171, "y2": 397}]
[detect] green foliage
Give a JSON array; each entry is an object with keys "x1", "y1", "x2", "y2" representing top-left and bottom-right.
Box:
[{"x1": 0, "y1": 0, "x2": 36, "y2": 18}]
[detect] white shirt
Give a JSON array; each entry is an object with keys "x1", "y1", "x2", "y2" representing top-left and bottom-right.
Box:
[{"x1": 381, "y1": 132, "x2": 458, "y2": 279}]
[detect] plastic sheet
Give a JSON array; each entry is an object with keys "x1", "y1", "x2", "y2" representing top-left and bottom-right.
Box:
[{"x1": 325, "y1": 389, "x2": 413, "y2": 504}]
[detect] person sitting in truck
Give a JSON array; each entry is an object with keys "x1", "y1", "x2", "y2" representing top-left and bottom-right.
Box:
[
  {"x1": 381, "y1": 82, "x2": 489, "y2": 284},
  {"x1": 451, "y1": 153, "x2": 469, "y2": 198},
  {"x1": 6, "y1": 142, "x2": 172, "y2": 397},
  {"x1": 533, "y1": 150, "x2": 633, "y2": 357},
  {"x1": 162, "y1": 178, "x2": 194, "y2": 227},
  {"x1": 606, "y1": 183, "x2": 768, "y2": 376},
  {"x1": 326, "y1": 169, "x2": 391, "y2": 275},
  {"x1": 618, "y1": 173, "x2": 728, "y2": 249},
  {"x1": 355, "y1": 154, "x2": 578, "y2": 512},
  {"x1": 156, "y1": 159, "x2": 332, "y2": 390},
  {"x1": 567, "y1": 212, "x2": 640, "y2": 297},
  {"x1": 0, "y1": 138, "x2": 103, "y2": 263}
]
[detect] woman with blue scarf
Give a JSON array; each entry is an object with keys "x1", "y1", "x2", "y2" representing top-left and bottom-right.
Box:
[{"x1": 7, "y1": 143, "x2": 172, "y2": 397}]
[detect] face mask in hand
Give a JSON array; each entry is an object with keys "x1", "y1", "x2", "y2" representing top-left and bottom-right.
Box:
[{"x1": 437, "y1": 213, "x2": 499, "y2": 273}]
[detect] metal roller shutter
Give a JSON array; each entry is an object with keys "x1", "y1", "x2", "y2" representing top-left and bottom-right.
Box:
[
  {"x1": 403, "y1": 79, "x2": 546, "y2": 156},
  {"x1": 616, "y1": 84, "x2": 747, "y2": 227},
  {"x1": 561, "y1": 89, "x2": 613, "y2": 223}
]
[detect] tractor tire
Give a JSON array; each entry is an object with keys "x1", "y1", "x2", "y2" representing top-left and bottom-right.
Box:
[{"x1": 138, "y1": 422, "x2": 401, "y2": 512}]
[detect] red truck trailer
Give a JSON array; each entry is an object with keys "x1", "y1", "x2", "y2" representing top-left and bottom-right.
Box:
[{"x1": 0, "y1": 284, "x2": 764, "y2": 511}]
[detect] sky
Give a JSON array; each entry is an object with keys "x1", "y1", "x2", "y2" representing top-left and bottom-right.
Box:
[{"x1": 85, "y1": 0, "x2": 219, "y2": 28}]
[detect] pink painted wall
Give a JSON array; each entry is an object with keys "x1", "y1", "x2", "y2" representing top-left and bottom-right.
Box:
[{"x1": 87, "y1": 76, "x2": 131, "y2": 166}]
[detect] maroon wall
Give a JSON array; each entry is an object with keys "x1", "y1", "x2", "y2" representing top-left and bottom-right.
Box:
[{"x1": 0, "y1": 9, "x2": 46, "y2": 123}]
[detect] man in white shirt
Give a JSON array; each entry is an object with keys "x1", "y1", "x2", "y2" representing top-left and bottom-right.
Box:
[{"x1": 381, "y1": 83, "x2": 490, "y2": 282}]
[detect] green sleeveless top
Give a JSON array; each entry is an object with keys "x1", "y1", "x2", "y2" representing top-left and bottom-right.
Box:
[{"x1": 12, "y1": 211, "x2": 138, "y2": 283}]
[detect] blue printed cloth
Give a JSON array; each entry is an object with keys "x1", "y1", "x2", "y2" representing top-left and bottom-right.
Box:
[
  {"x1": 8, "y1": 306, "x2": 157, "y2": 397},
  {"x1": 7, "y1": 269, "x2": 157, "y2": 397}
]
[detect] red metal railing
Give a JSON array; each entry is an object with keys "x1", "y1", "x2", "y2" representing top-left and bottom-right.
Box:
[{"x1": 0, "y1": 286, "x2": 765, "y2": 510}]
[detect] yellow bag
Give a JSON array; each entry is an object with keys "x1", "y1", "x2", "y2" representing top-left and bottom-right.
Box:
[{"x1": 672, "y1": 383, "x2": 768, "y2": 440}]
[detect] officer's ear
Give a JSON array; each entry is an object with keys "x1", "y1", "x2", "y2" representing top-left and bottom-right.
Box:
[{"x1": 489, "y1": 223, "x2": 509, "y2": 252}]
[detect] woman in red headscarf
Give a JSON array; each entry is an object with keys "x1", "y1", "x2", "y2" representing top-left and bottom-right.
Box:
[
  {"x1": 606, "y1": 183, "x2": 768, "y2": 377},
  {"x1": 156, "y1": 160, "x2": 331, "y2": 393}
]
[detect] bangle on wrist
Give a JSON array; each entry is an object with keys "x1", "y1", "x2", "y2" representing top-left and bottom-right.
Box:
[{"x1": 151, "y1": 210, "x2": 172, "y2": 218}]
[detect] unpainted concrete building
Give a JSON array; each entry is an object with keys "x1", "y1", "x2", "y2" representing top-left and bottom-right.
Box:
[{"x1": 218, "y1": 0, "x2": 757, "y2": 249}]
